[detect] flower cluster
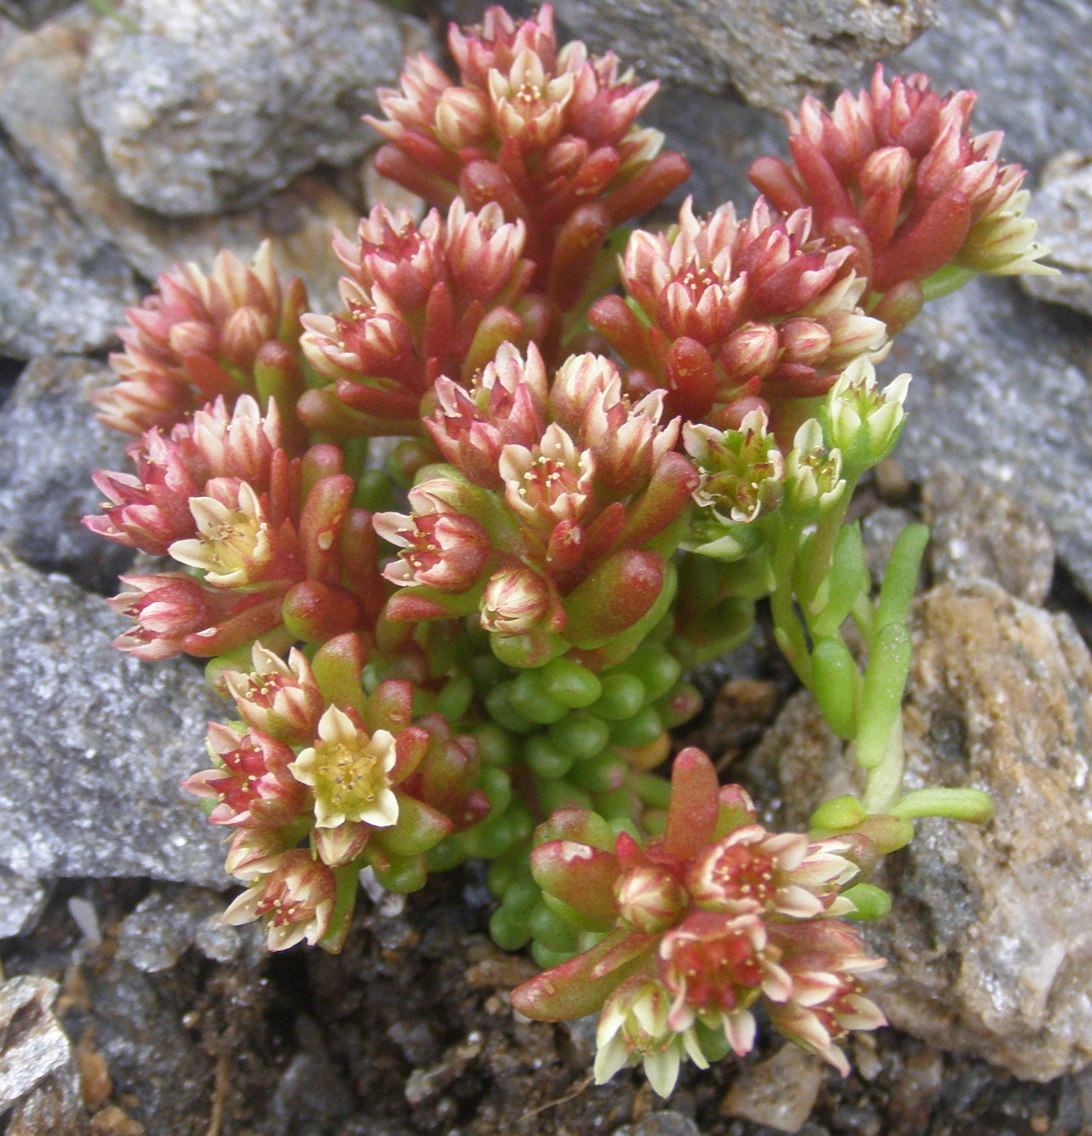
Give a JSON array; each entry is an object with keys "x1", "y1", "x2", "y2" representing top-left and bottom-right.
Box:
[
  {"x1": 369, "y1": 2, "x2": 689, "y2": 307},
  {"x1": 93, "y1": 243, "x2": 309, "y2": 441},
  {"x1": 187, "y1": 637, "x2": 486, "y2": 949},
  {"x1": 87, "y1": 395, "x2": 384, "y2": 657},
  {"x1": 591, "y1": 198, "x2": 887, "y2": 432},
  {"x1": 512, "y1": 749, "x2": 884, "y2": 1094},
  {"x1": 750, "y1": 66, "x2": 1050, "y2": 328},
  {"x1": 83, "y1": 3, "x2": 1026, "y2": 1102},
  {"x1": 375, "y1": 343, "x2": 696, "y2": 668},
  {"x1": 299, "y1": 199, "x2": 537, "y2": 438}
]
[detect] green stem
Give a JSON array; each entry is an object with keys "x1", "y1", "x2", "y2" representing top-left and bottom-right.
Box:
[
  {"x1": 860, "y1": 715, "x2": 905, "y2": 815},
  {"x1": 797, "y1": 477, "x2": 858, "y2": 615},
  {"x1": 768, "y1": 516, "x2": 812, "y2": 687}
]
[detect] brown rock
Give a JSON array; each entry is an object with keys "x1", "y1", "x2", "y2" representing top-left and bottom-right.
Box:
[
  {"x1": 767, "y1": 580, "x2": 1092, "y2": 1079},
  {"x1": 0, "y1": 976, "x2": 87, "y2": 1134},
  {"x1": 720, "y1": 1044, "x2": 824, "y2": 1132}
]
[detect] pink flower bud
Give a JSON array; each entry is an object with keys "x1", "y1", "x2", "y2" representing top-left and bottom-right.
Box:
[
  {"x1": 615, "y1": 864, "x2": 688, "y2": 933},
  {"x1": 480, "y1": 563, "x2": 559, "y2": 634}
]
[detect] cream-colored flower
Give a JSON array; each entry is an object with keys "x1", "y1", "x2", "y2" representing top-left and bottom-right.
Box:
[
  {"x1": 594, "y1": 977, "x2": 708, "y2": 1098},
  {"x1": 169, "y1": 481, "x2": 272, "y2": 587},
  {"x1": 289, "y1": 707, "x2": 398, "y2": 830}
]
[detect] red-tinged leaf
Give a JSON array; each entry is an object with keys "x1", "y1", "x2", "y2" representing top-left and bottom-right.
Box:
[
  {"x1": 533, "y1": 808, "x2": 617, "y2": 852},
  {"x1": 562, "y1": 550, "x2": 664, "y2": 649},
  {"x1": 510, "y1": 928, "x2": 652, "y2": 1021},
  {"x1": 588, "y1": 295, "x2": 656, "y2": 370},
  {"x1": 390, "y1": 726, "x2": 429, "y2": 782},
  {"x1": 367, "y1": 680, "x2": 416, "y2": 733},
  {"x1": 869, "y1": 280, "x2": 924, "y2": 335},
  {"x1": 666, "y1": 337, "x2": 715, "y2": 421},
  {"x1": 531, "y1": 840, "x2": 620, "y2": 922},
  {"x1": 615, "y1": 452, "x2": 700, "y2": 549},
  {"x1": 614, "y1": 830, "x2": 644, "y2": 871},
  {"x1": 296, "y1": 388, "x2": 421, "y2": 440},
  {"x1": 588, "y1": 930, "x2": 658, "y2": 980},
  {"x1": 462, "y1": 306, "x2": 524, "y2": 376},
  {"x1": 299, "y1": 474, "x2": 353, "y2": 580},
  {"x1": 582, "y1": 501, "x2": 627, "y2": 563},
  {"x1": 383, "y1": 590, "x2": 453, "y2": 623},
  {"x1": 788, "y1": 135, "x2": 855, "y2": 226},
  {"x1": 460, "y1": 158, "x2": 530, "y2": 222},
  {"x1": 180, "y1": 597, "x2": 285, "y2": 657},
  {"x1": 546, "y1": 519, "x2": 585, "y2": 572},
  {"x1": 573, "y1": 145, "x2": 622, "y2": 197},
  {"x1": 415, "y1": 737, "x2": 474, "y2": 812},
  {"x1": 181, "y1": 352, "x2": 238, "y2": 401},
  {"x1": 547, "y1": 202, "x2": 612, "y2": 309},
  {"x1": 872, "y1": 191, "x2": 973, "y2": 291},
  {"x1": 749, "y1": 155, "x2": 808, "y2": 215},
  {"x1": 332, "y1": 378, "x2": 421, "y2": 420},
  {"x1": 373, "y1": 143, "x2": 459, "y2": 207},
  {"x1": 338, "y1": 510, "x2": 386, "y2": 624},
  {"x1": 281, "y1": 580, "x2": 360, "y2": 643},
  {"x1": 602, "y1": 150, "x2": 691, "y2": 225},
  {"x1": 659, "y1": 747, "x2": 720, "y2": 864}
]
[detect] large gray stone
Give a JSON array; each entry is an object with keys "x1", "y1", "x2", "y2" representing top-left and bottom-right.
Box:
[
  {"x1": 889, "y1": 0, "x2": 1092, "y2": 176},
  {"x1": 78, "y1": 0, "x2": 428, "y2": 217},
  {"x1": 553, "y1": 0, "x2": 936, "y2": 111},
  {"x1": 0, "y1": 140, "x2": 137, "y2": 358},
  {"x1": 0, "y1": 544, "x2": 230, "y2": 889},
  {"x1": 888, "y1": 276, "x2": 1092, "y2": 601},
  {"x1": 1022, "y1": 151, "x2": 1092, "y2": 318},
  {"x1": 764, "y1": 580, "x2": 1092, "y2": 1080},
  {"x1": 0, "y1": 356, "x2": 132, "y2": 593},
  {"x1": 0, "y1": 8, "x2": 367, "y2": 309}
]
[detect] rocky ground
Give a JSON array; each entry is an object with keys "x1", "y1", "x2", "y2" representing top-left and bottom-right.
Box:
[{"x1": 0, "y1": 0, "x2": 1091, "y2": 1133}]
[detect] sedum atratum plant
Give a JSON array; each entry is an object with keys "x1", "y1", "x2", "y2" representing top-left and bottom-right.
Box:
[{"x1": 85, "y1": 4, "x2": 1050, "y2": 1097}]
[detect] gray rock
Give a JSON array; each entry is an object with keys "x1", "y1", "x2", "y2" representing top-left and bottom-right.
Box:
[
  {"x1": 767, "y1": 580, "x2": 1092, "y2": 1079},
  {"x1": 0, "y1": 0, "x2": 74, "y2": 31},
  {"x1": 0, "y1": 977, "x2": 77, "y2": 1112},
  {"x1": 264, "y1": 1017, "x2": 356, "y2": 1134},
  {"x1": 79, "y1": 0, "x2": 427, "y2": 216},
  {"x1": 888, "y1": 276, "x2": 1092, "y2": 601},
  {"x1": 0, "y1": 8, "x2": 368, "y2": 310},
  {"x1": 1022, "y1": 151, "x2": 1092, "y2": 317},
  {"x1": 86, "y1": 958, "x2": 215, "y2": 1133},
  {"x1": 0, "y1": 356, "x2": 132, "y2": 593},
  {"x1": 613, "y1": 1111, "x2": 702, "y2": 1136},
  {"x1": 720, "y1": 1045, "x2": 824, "y2": 1133},
  {"x1": 0, "y1": 543, "x2": 230, "y2": 889},
  {"x1": 117, "y1": 886, "x2": 226, "y2": 972},
  {"x1": 643, "y1": 85, "x2": 779, "y2": 214},
  {"x1": 861, "y1": 505, "x2": 919, "y2": 590},
  {"x1": 0, "y1": 866, "x2": 49, "y2": 938},
  {"x1": 553, "y1": 0, "x2": 936, "y2": 110},
  {"x1": 922, "y1": 463, "x2": 1055, "y2": 604},
  {"x1": 889, "y1": 0, "x2": 1092, "y2": 176},
  {"x1": 0, "y1": 140, "x2": 137, "y2": 358}
]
